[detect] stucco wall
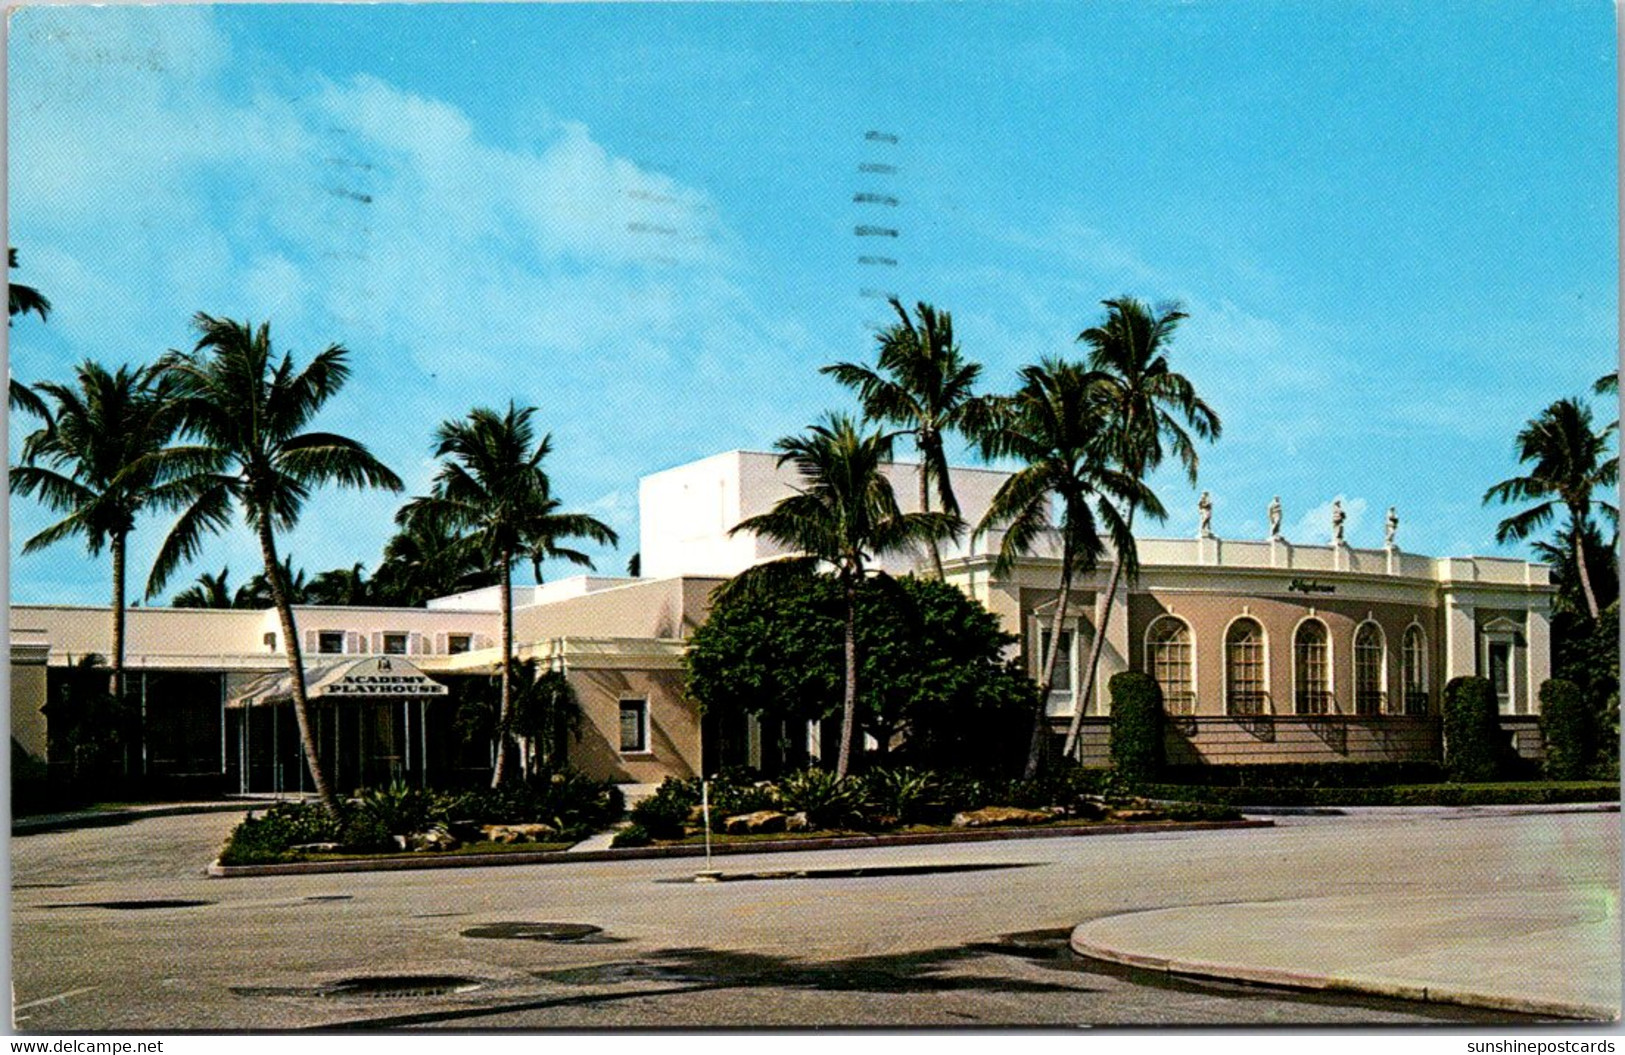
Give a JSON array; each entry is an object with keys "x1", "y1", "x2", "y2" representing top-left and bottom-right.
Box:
[{"x1": 565, "y1": 667, "x2": 699, "y2": 783}]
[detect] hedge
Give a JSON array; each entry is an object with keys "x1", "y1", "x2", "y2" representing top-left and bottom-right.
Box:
[
  {"x1": 1443, "y1": 676, "x2": 1502, "y2": 782},
  {"x1": 1142, "y1": 781, "x2": 1619, "y2": 809},
  {"x1": 1108, "y1": 672, "x2": 1164, "y2": 781},
  {"x1": 1539, "y1": 678, "x2": 1596, "y2": 781}
]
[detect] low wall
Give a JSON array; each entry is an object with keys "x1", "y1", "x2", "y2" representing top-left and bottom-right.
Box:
[{"x1": 1499, "y1": 716, "x2": 1545, "y2": 763}]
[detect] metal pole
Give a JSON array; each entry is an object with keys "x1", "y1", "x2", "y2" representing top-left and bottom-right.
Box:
[{"x1": 702, "y1": 780, "x2": 712, "y2": 871}]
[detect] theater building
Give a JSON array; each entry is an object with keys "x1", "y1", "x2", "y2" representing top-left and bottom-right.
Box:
[{"x1": 9, "y1": 450, "x2": 1554, "y2": 791}]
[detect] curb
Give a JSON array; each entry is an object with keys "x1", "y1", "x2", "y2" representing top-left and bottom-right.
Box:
[
  {"x1": 14, "y1": 801, "x2": 256, "y2": 836},
  {"x1": 1069, "y1": 925, "x2": 1617, "y2": 1022},
  {"x1": 206, "y1": 817, "x2": 1274, "y2": 878}
]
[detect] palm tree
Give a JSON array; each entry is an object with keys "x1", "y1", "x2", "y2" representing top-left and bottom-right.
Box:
[
  {"x1": 975, "y1": 360, "x2": 1155, "y2": 778},
  {"x1": 151, "y1": 315, "x2": 402, "y2": 815},
  {"x1": 373, "y1": 508, "x2": 500, "y2": 606},
  {"x1": 1063, "y1": 299, "x2": 1220, "y2": 758},
  {"x1": 233, "y1": 558, "x2": 309, "y2": 608},
  {"x1": 10, "y1": 362, "x2": 194, "y2": 720},
  {"x1": 398, "y1": 403, "x2": 616, "y2": 787},
  {"x1": 726, "y1": 414, "x2": 956, "y2": 777},
  {"x1": 171, "y1": 566, "x2": 234, "y2": 608},
  {"x1": 1484, "y1": 397, "x2": 1618, "y2": 620},
  {"x1": 822, "y1": 298, "x2": 988, "y2": 579},
  {"x1": 308, "y1": 563, "x2": 374, "y2": 607},
  {"x1": 9, "y1": 248, "x2": 51, "y2": 324}
]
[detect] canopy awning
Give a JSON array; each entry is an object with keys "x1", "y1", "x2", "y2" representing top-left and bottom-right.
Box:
[{"x1": 228, "y1": 655, "x2": 450, "y2": 709}]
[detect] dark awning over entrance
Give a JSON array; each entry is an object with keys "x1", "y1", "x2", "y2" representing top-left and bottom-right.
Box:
[{"x1": 227, "y1": 655, "x2": 449, "y2": 709}]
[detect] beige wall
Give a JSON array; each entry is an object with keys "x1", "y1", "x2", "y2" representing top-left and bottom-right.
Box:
[
  {"x1": 513, "y1": 576, "x2": 724, "y2": 644},
  {"x1": 565, "y1": 667, "x2": 699, "y2": 783},
  {"x1": 10, "y1": 645, "x2": 49, "y2": 761}
]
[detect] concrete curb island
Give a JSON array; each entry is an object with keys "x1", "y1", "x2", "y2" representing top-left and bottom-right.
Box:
[
  {"x1": 1071, "y1": 893, "x2": 1621, "y2": 1023},
  {"x1": 206, "y1": 817, "x2": 1275, "y2": 878}
]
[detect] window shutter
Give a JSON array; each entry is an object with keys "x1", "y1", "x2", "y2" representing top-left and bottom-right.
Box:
[
  {"x1": 346, "y1": 631, "x2": 362, "y2": 654},
  {"x1": 370, "y1": 631, "x2": 384, "y2": 655},
  {"x1": 304, "y1": 629, "x2": 318, "y2": 654},
  {"x1": 434, "y1": 633, "x2": 447, "y2": 655}
]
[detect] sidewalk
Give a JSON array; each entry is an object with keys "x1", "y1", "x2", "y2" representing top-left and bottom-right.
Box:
[
  {"x1": 1071, "y1": 888, "x2": 1621, "y2": 1021},
  {"x1": 13, "y1": 799, "x2": 263, "y2": 835}
]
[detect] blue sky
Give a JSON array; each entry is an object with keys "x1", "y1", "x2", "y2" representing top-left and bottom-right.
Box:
[{"x1": 7, "y1": 1, "x2": 1618, "y2": 605}]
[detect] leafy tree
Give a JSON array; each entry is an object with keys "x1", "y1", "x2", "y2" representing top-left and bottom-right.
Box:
[
  {"x1": 822, "y1": 298, "x2": 989, "y2": 579},
  {"x1": 399, "y1": 403, "x2": 616, "y2": 786},
  {"x1": 1483, "y1": 397, "x2": 1617, "y2": 619},
  {"x1": 684, "y1": 574, "x2": 1034, "y2": 774},
  {"x1": 170, "y1": 566, "x2": 234, "y2": 608},
  {"x1": 10, "y1": 362, "x2": 198, "y2": 709},
  {"x1": 152, "y1": 315, "x2": 402, "y2": 815},
  {"x1": 41, "y1": 654, "x2": 138, "y2": 786},
  {"x1": 724, "y1": 414, "x2": 956, "y2": 777},
  {"x1": 1064, "y1": 298, "x2": 1219, "y2": 759},
  {"x1": 974, "y1": 359, "x2": 1152, "y2": 778}
]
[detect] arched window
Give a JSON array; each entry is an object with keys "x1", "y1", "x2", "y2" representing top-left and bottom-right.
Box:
[
  {"x1": 1354, "y1": 622, "x2": 1385, "y2": 715},
  {"x1": 1294, "y1": 619, "x2": 1330, "y2": 714},
  {"x1": 1225, "y1": 618, "x2": 1266, "y2": 715},
  {"x1": 1146, "y1": 617, "x2": 1194, "y2": 714},
  {"x1": 1402, "y1": 625, "x2": 1428, "y2": 715}
]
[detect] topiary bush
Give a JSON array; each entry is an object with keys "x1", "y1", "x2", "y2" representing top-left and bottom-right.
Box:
[
  {"x1": 629, "y1": 777, "x2": 701, "y2": 839},
  {"x1": 610, "y1": 823, "x2": 653, "y2": 848},
  {"x1": 1442, "y1": 676, "x2": 1502, "y2": 782},
  {"x1": 1108, "y1": 672, "x2": 1165, "y2": 783},
  {"x1": 1539, "y1": 678, "x2": 1596, "y2": 780}
]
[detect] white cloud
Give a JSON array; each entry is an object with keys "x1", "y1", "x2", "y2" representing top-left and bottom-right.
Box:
[{"x1": 7, "y1": 6, "x2": 835, "y2": 602}]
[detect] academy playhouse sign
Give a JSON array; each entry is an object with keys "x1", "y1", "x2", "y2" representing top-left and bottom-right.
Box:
[{"x1": 320, "y1": 657, "x2": 449, "y2": 698}]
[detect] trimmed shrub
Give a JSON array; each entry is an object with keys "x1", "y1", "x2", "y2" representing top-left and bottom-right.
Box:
[
  {"x1": 1442, "y1": 676, "x2": 1502, "y2": 783},
  {"x1": 1158, "y1": 761, "x2": 1445, "y2": 789},
  {"x1": 610, "y1": 823, "x2": 653, "y2": 848},
  {"x1": 1108, "y1": 672, "x2": 1164, "y2": 782},
  {"x1": 1539, "y1": 678, "x2": 1596, "y2": 781},
  {"x1": 629, "y1": 777, "x2": 701, "y2": 839}
]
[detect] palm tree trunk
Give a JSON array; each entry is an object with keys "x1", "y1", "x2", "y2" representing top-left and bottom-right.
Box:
[
  {"x1": 1064, "y1": 504, "x2": 1137, "y2": 758},
  {"x1": 492, "y1": 552, "x2": 514, "y2": 788},
  {"x1": 836, "y1": 573, "x2": 859, "y2": 778},
  {"x1": 257, "y1": 518, "x2": 340, "y2": 816},
  {"x1": 1573, "y1": 512, "x2": 1602, "y2": 620},
  {"x1": 1026, "y1": 533, "x2": 1074, "y2": 779},
  {"x1": 109, "y1": 531, "x2": 131, "y2": 774},
  {"x1": 920, "y1": 456, "x2": 944, "y2": 581}
]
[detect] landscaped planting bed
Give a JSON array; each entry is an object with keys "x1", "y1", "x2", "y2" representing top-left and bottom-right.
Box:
[
  {"x1": 216, "y1": 771, "x2": 624, "y2": 865},
  {"x1": 609, "y1": 767, "x2": 1241, "y2": 848}
]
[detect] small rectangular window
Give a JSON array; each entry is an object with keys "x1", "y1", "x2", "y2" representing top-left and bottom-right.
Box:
[
  {"x1": 383, "y1": 633, "x2": 408, "y2": 655},
  {"x1": 619, "y1": 699, "x2": 648, "y2": 753},
  {"x1": 317, "y1": 631, "x2": 345, "y2": 654},
  {"x1": 448, "y1": 634, "x2": 472, "y2": 655},
  {"x1": 1039, "y1": 629, "x2": 1074, "y2": 693},
  {"x1": 263, "y1": 632, "x2": 277, "y2": 651}
]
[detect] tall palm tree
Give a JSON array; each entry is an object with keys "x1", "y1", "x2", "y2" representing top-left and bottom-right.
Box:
[
  {"x1": 974, "y1": 360, "x2": 1155, "y2": 778},
  {"x1": 151, "y1": 315, "x2": 402, "y2": 815},
  {"x1": 1063, "y1": 299, "x2": 1220, "y2": 757},
  {"x1": 822, "y1": 298, "x2": 988, "y2": 579},
  {"x1": 1484, "y1": 397, "x2": 1617, "y2": 620},
  {"x1": 398, "y1": 403, "x2": 616, "y2": 787},
  {"x1": 171, "y1": 566, "x2": 234, "y2": 608},
  {"x1": 10, "y1": 362, "x2": 194, "y2": 718},
  {"x1": 727, "y1": 414, "x2": 956, "y2": 777}
]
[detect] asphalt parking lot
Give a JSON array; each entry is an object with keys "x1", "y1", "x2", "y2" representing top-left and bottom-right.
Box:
[{"x1": 10, "y1": 805, "x2": 1618, "y2": 1029}]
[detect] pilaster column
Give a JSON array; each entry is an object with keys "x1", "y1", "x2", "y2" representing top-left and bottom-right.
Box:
[
  {"x1": 1443, "y1": 593, "x2": 1477, "y2": 681},
  {"x1": 1525, "y1": 603, "x2": 1551, "y2": 713},
  {"x1": 1094, "y1": 584, "x2": 1131, "y2": 715}
]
